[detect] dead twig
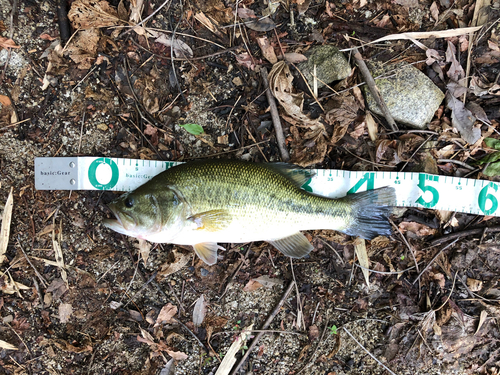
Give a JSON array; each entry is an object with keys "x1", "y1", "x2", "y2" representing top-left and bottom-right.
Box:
[
  {"x1": 260, "y1": 67, "x2": 290, "y2": 162},
  {"x1": 352, "y1": 47, "x2": 398, "y2": 132},
  {"x1": 430, "y1": 226, "x2": 500, "y2": 246},
  {"x1": 17, "y1": 237, "x2": 48, "y2": 288},
  {"x1": 229, "y1": 280, "x2": 295, "y2": 375}
]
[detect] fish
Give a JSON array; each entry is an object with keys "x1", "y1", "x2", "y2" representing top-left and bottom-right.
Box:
[{"x1": 103, "y1": 159, "x2": 396, "y2": 266}]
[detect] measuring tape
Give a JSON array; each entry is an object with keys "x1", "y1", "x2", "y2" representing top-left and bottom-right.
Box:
[{"x1": 34, "y1": 157, "x2": 500, "y2": 217}]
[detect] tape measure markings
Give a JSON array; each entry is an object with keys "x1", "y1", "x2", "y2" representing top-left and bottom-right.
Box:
[{"x1": 34, "y1": 157, "x2": 500, "y2": 217}]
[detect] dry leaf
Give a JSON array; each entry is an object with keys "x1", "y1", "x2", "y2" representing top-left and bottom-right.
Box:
[
  {"x1": 253, "y1": 276, "x2": 283, "y2": 288},
  {"x1": 445, "y1": 41, "x2": 465, "y2": 82},
  {"x1": 365, "y1": 111, "x2": 378, "y2": 141},
  {"x1": 282, "y1": 53, "x2": 307, "y2": 63},
  {"x1": 155, "y1": 34, "x2": 193, "y2": 58},
  {"x1": 215, "y1": 324, "x2": 253, "y2": 375},
  {"x1": 129, "y1": 0, "x2": 144, "y2": 23},
  {"x1": 243, "y1": 279, "x2": 263, "y2": 292},
  {"x1": 166, "y1": 350, "x2": 188, "y2": 361},
  {"x1": 268, "y1": 61, "x2": 323, "y2": 128},
  {"x1": 52, "y1": 223, "x2": 68, "y2": 288},
  {"x1": 0, "y1": 340, "x2": 17, "y2": 350},
  {"x1": 155, "y1": 303, "x2": 178, "y2": 326},
  {"x1": 0, "y1": 187, "x2": 13, "y2": 264},
  {"x1": 446, "y1": 92, "x2": 480, "y2": 145},
  {"x1": 398, "y1": 221, "x2": 437, "y2": 236},
  {"x1": 467, "y1": 278, "x2": 483, "y2": 292},
  {"x1": 193, "y1": 295, "x2": 207, "y2": 327},
  {"x1": 135, "y1": 239, "x2": 151, "y2": 264},
  {"x1": 236, "y1": 8, "x2": 256, "y2": 18},
  {"x1": 475, "y1": 310, "x2": 488, "y2": 335},
  {"x1": 296, "y1": 0, "x2": 311, "y2": 15},
  {"x1": 0, "y1": 274, "x2": 30, "y2": 295},
  {"x1": 68, "y1": 0, "x2": 122, "y2": 29},
  {"x1": 158, "y1": 249, "x2": 191, "y2": 277},
  {"x1": 257, "y1": 37, "x2": 277, "y2": 64},
  {"x1": 354, "y1": 238, "x2": 370, "y2": 286},
  {"x1": 244, "y1": 17, "x2": 276, "y2": 32},
  {"x1": 430, "y1": 2, "x2": 439, "y2": 24},
  {"x1": 0, "y1": 95, "x2": 12, "y2": 106},
  {"x1": 0, "y1": 37, "x2": 20, "y2": 49},
  {"x1": 65, "y1": 29, "x2": 101, "y2": 70},
  {"x1": 58, "y1": 303, "x2": 73, "y2": 323},
  {"x1": 236, "y1": 53, "x2": 260, "y2": 71}
]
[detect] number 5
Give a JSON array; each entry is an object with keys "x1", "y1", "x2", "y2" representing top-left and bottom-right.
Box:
[{"x1": 416, "y1": 174, "x2": 439, "y2": 208}]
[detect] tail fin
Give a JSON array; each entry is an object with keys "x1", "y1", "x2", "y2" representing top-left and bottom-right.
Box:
[{"x1": 340, "y1": 186, "x2": 396, "y2": 240}]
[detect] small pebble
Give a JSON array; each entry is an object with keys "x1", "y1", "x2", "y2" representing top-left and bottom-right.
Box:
[
  {"x1": 200, "y1": 268, "x2": 210, "y2": 277},
  {"x1": 170, "y1": 280, "x2": 176, "y2": 286},
  {"x1": 97, "y1": 123, "x2": 108, "y2": 131}
]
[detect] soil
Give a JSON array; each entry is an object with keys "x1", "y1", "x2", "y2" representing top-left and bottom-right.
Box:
[{"x1": 1, "y1": 0, "x2": 500, "y2": 374}]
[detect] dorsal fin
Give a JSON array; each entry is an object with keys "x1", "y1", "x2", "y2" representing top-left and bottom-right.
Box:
[{"x1": 266, "y1": 163, "x2": 315, "y2": 188}]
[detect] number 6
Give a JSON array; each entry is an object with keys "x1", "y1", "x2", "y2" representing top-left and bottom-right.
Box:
[{"x1": 478, "y1": 183, "x2": 499, "y2": 215}]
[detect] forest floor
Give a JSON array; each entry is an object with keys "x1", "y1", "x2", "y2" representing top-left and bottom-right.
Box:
[{"x1": 1, "y1": 0, "x2": 500, "y2": 374}]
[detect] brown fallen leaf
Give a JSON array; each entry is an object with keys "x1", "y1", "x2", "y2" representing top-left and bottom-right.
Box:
[
  {"x1": 0, "y1": 36, "x2": 20, "y2": 49},
  {"x1": 135, "y1": 239, "x2": 151, "y2": 264},
  {"x1": 268, "y1": 61, "x2": 323, "y2": 128},
  {"x1": 155, "y1": 303, "x2": 178, "y2": 326},
  {"x1": 166, "y1": 349, "x2": 188, "y2": 361},
  {"x1": 68, "y1": 0, "x2": 123, "y2": 29},
  {"x1": 243, "y1": 279, "x2": 264, "y2": 292},
  {"x1": 257, "y1": 36, "x2": 277, "y2": 64}
]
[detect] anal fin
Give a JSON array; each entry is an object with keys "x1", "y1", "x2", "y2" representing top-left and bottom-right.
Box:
[
  {"x1": 269, "y1": 232, "x2": 313, "y2": 258},
  {"x1": 193, "y1": 242, "x2": 225, "y2": 265}
]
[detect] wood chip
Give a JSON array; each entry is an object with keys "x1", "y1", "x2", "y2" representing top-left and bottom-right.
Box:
[{"x1": 354, "y1": 238, "x2": 370, "y2": 286}]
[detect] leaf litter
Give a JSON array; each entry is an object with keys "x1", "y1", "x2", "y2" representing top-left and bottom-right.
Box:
[{"x1": 1, "y1": 0, "x2": 500, "y2": 374}]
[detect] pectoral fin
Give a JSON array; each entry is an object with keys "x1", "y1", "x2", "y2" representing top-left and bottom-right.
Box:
[
  {"x1": 193, "y1": 242, "x2": 225, "y2": 265},
  {"x1": 269, "y1": 232, "x2": 313, "y2": 258},
  {"x1": 188, "y1": 210, "x2": 232, "y2": 232}
]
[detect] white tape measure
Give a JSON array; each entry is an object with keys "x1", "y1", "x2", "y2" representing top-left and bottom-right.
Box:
[{"x1": 34, "y1": 157, "x2": 500, "y2": 217}]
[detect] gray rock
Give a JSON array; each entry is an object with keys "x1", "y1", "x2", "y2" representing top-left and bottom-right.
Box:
[
  {"x1": 363, "y1": 62, "x2": 445, "y2": 129},
  {"x1": 296, "y1": 45, "x2": 351, "y2": 89}
]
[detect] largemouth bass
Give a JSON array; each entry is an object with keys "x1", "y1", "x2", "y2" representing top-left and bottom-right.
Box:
[{"x1": 103, "y1": 159, "x2": 395, "y2": 265}]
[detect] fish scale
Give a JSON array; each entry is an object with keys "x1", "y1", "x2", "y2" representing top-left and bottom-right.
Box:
[{"x1": 104, "y1": 159, "x2": 396, "y2": 265}]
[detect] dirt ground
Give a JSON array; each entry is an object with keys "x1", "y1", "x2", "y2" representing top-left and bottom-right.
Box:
[{"x1": 1, "y1": 0, "x2": 500, "y2": 374}]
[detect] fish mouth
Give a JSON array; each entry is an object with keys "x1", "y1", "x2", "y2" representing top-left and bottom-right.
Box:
[{"x1": 103, "y1": 205, "x2": 135, "y2": 235}]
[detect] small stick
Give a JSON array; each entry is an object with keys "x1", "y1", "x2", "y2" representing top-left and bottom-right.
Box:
[
  {"x1": 229, "y1": 280, "x2": 295, "y2": 375},
  {"x1": 430, "y1": 226, "x2": 500, "y2": 246},
  {"x1": 343, "y1": 327, "x2": 397, "y2": 375},
  {"x1": 352, "y1": 47, "x2": 398, "y2": 132},
  {"x1": 17, "y1": 237, "x2": 48, "y2": 288},
  {"x1": 260, "y1": 67, "x2": 290, "y2": 162},
  {"x1": 57, "y1": 0, "x2": 71, "y2": 44}
]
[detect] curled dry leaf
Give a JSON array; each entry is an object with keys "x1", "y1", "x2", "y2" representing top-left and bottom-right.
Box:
[
  {"x1": 282, "y1": 53, "x2": 307, "y2": 64},
  {"x1": 445, "y1": 41, "x2": 465, "y2": 82},
  {"x1": 155, "y1": 303, "x2": 178, "y2": 326},
  {"x1": 68, "y1": 0, "x2": 122, "y2": 29},
  {"x1": 268, "y1": 61, "x2": 323, "y2": 128}
]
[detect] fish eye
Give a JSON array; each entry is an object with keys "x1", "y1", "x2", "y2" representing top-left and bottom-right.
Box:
[{"x1": 124, "y1": 197, "x2": 134, "y2": 208}]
